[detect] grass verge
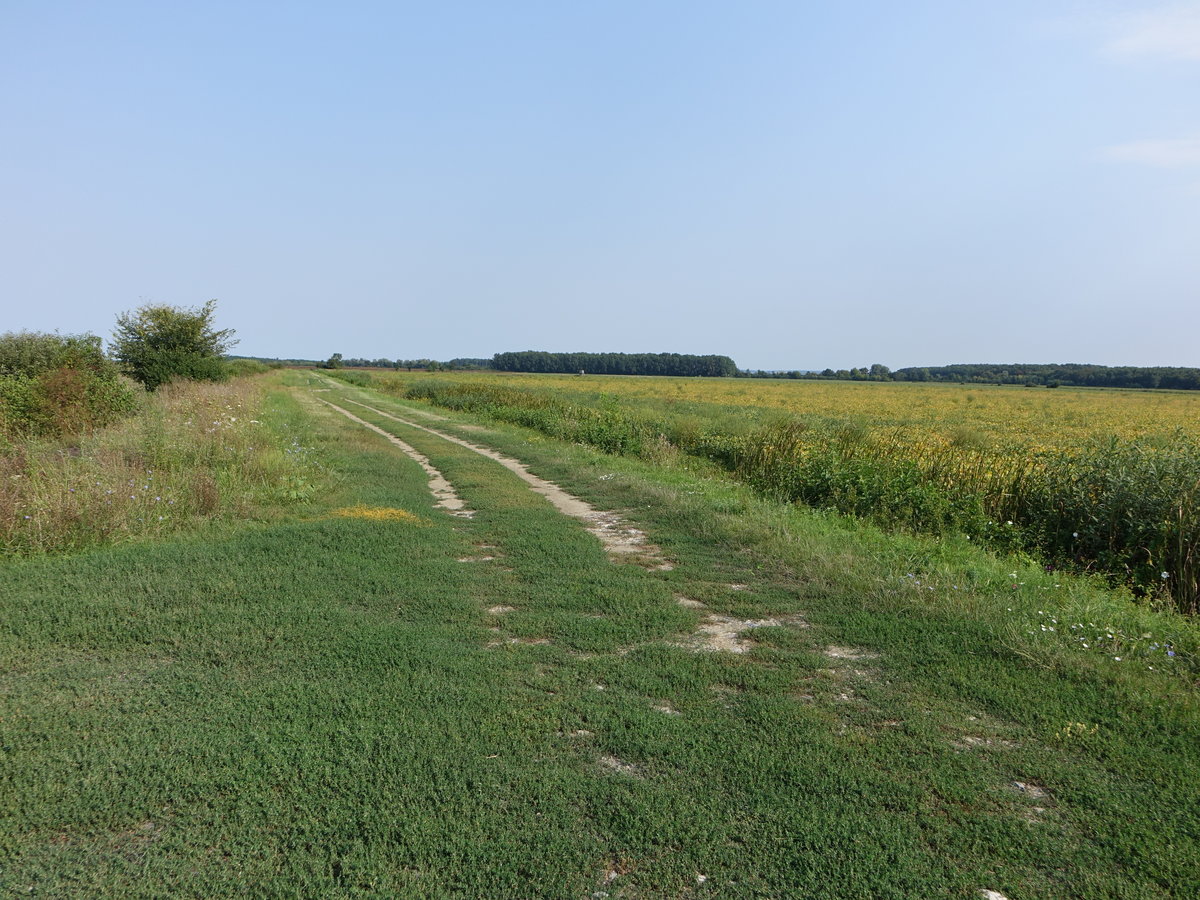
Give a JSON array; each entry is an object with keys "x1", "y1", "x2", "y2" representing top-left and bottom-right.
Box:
[{"x1": 1, "y1": 377, "x2": 325, "y2": 555}]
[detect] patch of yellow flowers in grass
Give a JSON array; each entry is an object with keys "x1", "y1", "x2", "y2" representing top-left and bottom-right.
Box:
[{"x1": 331, "y1": 505, "x2": 426, "y2": 524}]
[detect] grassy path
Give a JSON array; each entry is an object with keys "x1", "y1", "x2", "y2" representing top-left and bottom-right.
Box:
[
  {"x1": 336, "y1": 395, "x2": 671, "y2": 566},
  {"x1": 1, "y1": 373, "x2": 1197, "y2": 897}
]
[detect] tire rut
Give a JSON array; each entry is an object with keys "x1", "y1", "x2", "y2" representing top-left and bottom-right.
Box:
[
  {"x1": 317, "y1": 398, "x2": 474, "y2": 517},
  {"x1": 338, "y1": 396, "x2": 669, "y2": 566}
]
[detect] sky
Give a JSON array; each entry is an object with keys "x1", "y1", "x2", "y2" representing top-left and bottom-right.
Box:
[{"x1": 2, "y1": 1, "x2": 1198, "y2": 371}]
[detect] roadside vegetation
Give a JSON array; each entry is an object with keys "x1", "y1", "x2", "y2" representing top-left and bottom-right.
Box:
[
  {"x1": 1, "y1": 377, "x2": 324, "y2": 555},
  {"x1": 346, "y1": 370, "x2": 1200, "y2": 615},
  {"x1": 0, "y1": 332, "x2": 137, "y2": 443},
  {"x1": 2, "y1": 306, "x2": 321, "y2": 557}
]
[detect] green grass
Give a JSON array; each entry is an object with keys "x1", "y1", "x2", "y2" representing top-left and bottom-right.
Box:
[{"x1": 1, "y1": 372, "x2": 1198, "y2": 897}]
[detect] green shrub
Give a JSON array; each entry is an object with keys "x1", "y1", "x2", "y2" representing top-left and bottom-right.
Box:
[
  {"x1": 111, "y1": 300, "x2": 236, "y2": 390},
  {"x1": 0, "y1": 332, "x2": 137, "y2": 439}
]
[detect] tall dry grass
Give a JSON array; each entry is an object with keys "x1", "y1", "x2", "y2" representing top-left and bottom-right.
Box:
[{"x1": 1, "y1": 378, "x2": 322, "y2": 555}]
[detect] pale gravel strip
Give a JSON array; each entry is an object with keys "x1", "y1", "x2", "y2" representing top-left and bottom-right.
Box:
[
  {"x1": 317, "y1": 398, "x2": 474, "y2": 517},
  {"x1": 340, "y1": 397, "x2": 668, "y2": 564}
]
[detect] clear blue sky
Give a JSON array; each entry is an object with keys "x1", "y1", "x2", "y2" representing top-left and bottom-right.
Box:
[{"x1": 3, "y1": 1, "x2": 1198, "y2": 369}]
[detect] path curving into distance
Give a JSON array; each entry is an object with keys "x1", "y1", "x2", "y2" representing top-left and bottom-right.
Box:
[
  {"x1": 335, "y1": 396, "x2": 670, "y2": 567},
  {"x1": 317, "y1": 398, "x2": 474, "y2": 517}
]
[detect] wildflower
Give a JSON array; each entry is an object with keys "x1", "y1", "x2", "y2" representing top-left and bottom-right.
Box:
[
  {"x1": 1072, "y1": 532, "x2": 1079, "y2": 538},
  {"x1": 1161, "y1": 572, "x2": 1169, "y2": 579}
]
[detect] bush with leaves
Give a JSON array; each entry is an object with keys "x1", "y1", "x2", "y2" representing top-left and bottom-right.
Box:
[
  {"x1": 111, "y1": 300, "x2": 237, "y2": 390},
  {"x1": 0, "y1": 332, "x2": 136, "y2": 439}
]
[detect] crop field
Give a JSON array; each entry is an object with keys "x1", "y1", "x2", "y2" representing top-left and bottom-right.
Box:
[
  {"x1": 367, "y1": 370, "x2": 1200, "y2": 446},
  {"x1": 3, "y1": 371, "x2": 1199, "y2": 897},
  {"x1": 362, "y1": 371, "x2": 1200, "y2": 615}
]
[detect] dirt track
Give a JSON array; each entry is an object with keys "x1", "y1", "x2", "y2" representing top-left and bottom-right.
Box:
[{"x1": 330, "y1": 394, "x2": 668, "y2": 565}]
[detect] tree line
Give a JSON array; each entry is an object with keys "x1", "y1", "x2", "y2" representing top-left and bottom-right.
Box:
[
  {"x1": 492, "y1": 351, "x2": 738, "y2": 377},
  {"x1": 776, "y1": 363, "x2": 1200, "y2": 390}
]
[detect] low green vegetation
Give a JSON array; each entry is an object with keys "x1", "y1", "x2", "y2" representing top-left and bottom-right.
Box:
[
  {"x1": 2, "y1": 371, "x2": 1197, "y2": 896},
  {"x1": 223, "y1": 358, "x2": 274, "y2": 377}
]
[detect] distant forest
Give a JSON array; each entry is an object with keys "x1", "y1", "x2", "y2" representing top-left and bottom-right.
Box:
[
  {"x1": 744, "y1": 363, "x2": 1200, "y2": 390},
  {"x1": 492, "y1": 351, "x2": 738, "y2": 377},
  {"x1": 235, "y1": 354, "x2": 1200, "y2": 390}
]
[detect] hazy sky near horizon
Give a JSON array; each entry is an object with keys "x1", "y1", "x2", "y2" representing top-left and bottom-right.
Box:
[{"x1": 2, "y1": 1, "x2": 1198, "y2": 370}]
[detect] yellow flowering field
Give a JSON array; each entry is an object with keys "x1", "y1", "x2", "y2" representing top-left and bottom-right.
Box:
[{"x1": 388, "y1": 370, "x2": 1200, "y2": 449}]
